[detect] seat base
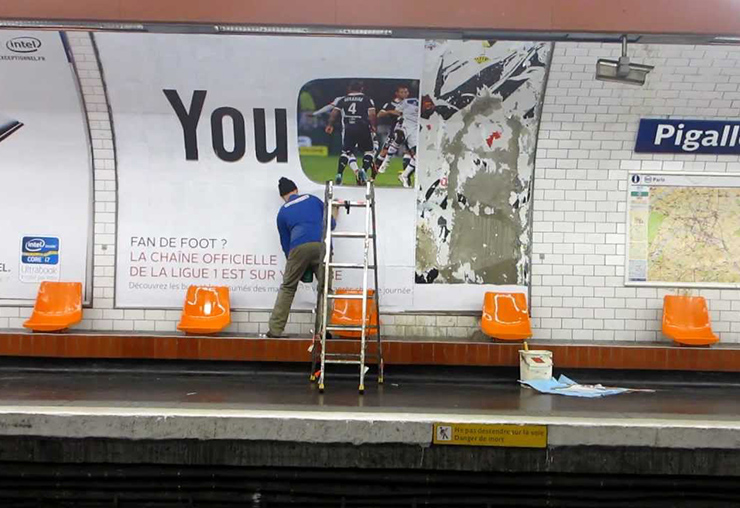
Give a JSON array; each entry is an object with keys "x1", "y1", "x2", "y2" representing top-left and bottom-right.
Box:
[
  {"x1": 23, "y1": 323, "x2": 73, "y2": 333},
  {"x1": 177, "y1": 324, "x2": 226, "y2": 335},
  {"x1": 488, "y1": 334, "x2": 532, "y2": 341},
  {"x1": 669, "y1": 335, "x2": 719, "y2": 347},
  {"x1": 24, "y1": 315, "x2": 81, "y2": 333},
  {"x1": 482, "y1": 325, "x2": 532, "y2": 341}
]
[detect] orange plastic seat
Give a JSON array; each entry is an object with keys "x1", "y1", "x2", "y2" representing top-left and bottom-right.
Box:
[
  {"x1": 329, "y1": 289, "x2": 378, "y2": 338},
  {"x1": 481, "y1": 292, "x2": 532, "y2": 341},
  {"x1": 662, "y1": 295, "x2": 719, "y2": 346},
  {"x1": 177, "y1": 285, "x2": 231, "y2": 335},
  {"x1": 23, "y1": 281, "x2": 83, "y2": 332}
]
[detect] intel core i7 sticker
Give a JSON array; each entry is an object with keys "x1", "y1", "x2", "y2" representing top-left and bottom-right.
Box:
[{"x1": 20, "y1": 236, "x2": 60, "y2": 283}]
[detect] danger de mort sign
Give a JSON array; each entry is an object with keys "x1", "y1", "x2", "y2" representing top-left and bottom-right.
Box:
[
  {"x1": 433, "y1": 423, "x2": 547, "y2": 448},
  {"x1": 635, "y1": 118, "x2": 740, "y2": 155}
]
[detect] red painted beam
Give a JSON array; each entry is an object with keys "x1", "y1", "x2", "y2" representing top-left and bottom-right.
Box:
[{"x1": 0, "y1": 333, "x2": 733, "y2": 371}]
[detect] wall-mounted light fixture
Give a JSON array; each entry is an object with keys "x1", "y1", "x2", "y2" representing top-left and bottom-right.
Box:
[{"x1": 596, "y1": 35, "x2": 653, "y2": 86}]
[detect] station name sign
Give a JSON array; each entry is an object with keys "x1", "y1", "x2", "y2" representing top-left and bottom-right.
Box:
[{"x1": 635, "y1": 119, "x2": 740, "y2": 154}]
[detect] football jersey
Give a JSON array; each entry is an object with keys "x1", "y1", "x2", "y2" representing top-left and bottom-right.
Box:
[
  {"x1": 334, "y1": 93, "x2": 375, "y2": 126},
  {"x1": 381, "y1": 98, "x2": 403, "y2": 128},
  {"x1": 381, "y1": 99, "x2": 402, "y2": 112},
  {"x1": 396, "y1": 98, "x2": 420, "y2": 129},
  {"x1": 313, "y1": 96, "x2": 342, "y2": 116}
]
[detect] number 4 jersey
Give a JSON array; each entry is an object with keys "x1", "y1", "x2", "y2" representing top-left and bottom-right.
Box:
[{"x1": 334, "y1": 93, "x2": 376, "y2": 127}]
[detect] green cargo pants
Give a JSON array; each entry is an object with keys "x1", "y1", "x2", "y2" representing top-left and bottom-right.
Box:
[{"x1": 268, "y1": 242, "x2": 325, "y2": 336}]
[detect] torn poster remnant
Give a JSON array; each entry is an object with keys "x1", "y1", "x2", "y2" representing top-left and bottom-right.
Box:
[{"x1": 416, "y1": 40, "x2": 551, "y2": 285}]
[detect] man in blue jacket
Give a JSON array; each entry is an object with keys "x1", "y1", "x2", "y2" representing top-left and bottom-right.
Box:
[{"x1": 267, "y1": 177, "x2": 336, "y2": 338}]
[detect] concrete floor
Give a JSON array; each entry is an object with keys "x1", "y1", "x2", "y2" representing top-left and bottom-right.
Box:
[
  {"x1": 0, "y1": 360, "x2": 739, "y2": 481},
  {"x1": 0, "y1": 362, "x2": 737, "y2": 423}
]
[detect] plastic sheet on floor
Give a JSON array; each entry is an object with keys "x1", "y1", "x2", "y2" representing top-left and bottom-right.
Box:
[{"x1": 520, "y1": 375, "x2": 654, "y2": 398}]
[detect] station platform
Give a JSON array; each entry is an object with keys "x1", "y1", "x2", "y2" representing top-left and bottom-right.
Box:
[
  {"x1": 0, "y1": 358, "x2": 738, "y2": 472},
  {"x1": 1, "y1": 334, "x2": 740, "y2": 504},
  {"x1": 0, "y1": 356, "x2": 738, "y2": 505}
]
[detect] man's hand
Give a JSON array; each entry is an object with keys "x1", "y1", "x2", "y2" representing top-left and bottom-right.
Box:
[
  {"x1": 332, "y1": 205, "x2": 340, "y2": 221},
  {"x1": 325, "y1": 125, "x2": 334, "y2": 134}
]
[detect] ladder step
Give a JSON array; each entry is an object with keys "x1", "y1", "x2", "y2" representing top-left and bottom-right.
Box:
[
  {"x1": 327, "y1": 294, "x2": 369, "y2": 300},
  {"x1": 329, "y1": 263, "x2": 376, "y2": 269},
  {"x1": 332, "y1": 232, "x2": 374, "y2": 238},
  {"x1": 331, "y1": 200, "x2": 371, "y2": 207},
  {"x1": 326, "y1": 352, "x2": 362, "y2": 359},
  {"x1": 327, "y1": 325, "x2": 365, "y2": 331}
]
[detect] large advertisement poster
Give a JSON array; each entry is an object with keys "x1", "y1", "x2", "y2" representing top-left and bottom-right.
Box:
[
  {"x1": 0, "y1": 31, "x2": 92, "y2": 303},
  {"x1": 626, "y1": 172, "x2": 740, "y2": 288},
  {"x1": 97, "y1": 33, "x2": 546, "y2": 311},
  {"x1": 97, "y1": 34, "x2": 421, "y2": 310}
]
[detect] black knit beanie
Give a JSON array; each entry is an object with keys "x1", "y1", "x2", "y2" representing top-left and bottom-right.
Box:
[{"x1": 278, "y1": 177, "x2": 297, "y2": 197}]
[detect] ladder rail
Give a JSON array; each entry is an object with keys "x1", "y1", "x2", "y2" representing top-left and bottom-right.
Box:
[
  {"x1": 358, "y1": 182, "x2": 372, "y2": 392},
  {"x1": 311, "y1": 182, "x2": 332, "y2": 381},
  {"x1": 370, "y1": 183, "x2": 384, "y2": 384},
  {"x1": 318, "y1": 181, "x2": 335, "y2": 390}
]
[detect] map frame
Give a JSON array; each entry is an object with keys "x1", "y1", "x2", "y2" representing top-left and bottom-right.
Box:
[{"x1": 625, "y1": 171, "x2": 740, "y2": 289}]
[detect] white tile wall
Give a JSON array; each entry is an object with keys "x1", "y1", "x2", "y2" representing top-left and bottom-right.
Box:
[
  {"x1": 5, "y1": 38, "x2": 739, "y2": 344},
  {"x1": 532, "y1": 42, "x2": 740, "y2": 343}
]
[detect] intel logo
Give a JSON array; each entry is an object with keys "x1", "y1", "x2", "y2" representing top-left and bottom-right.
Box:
[
  {"x1": 6, "y1": 37, "x2": 41, "y2": 54},
  {"x1": 24, "y1": 239, "x2": 46, "y2": 252}
]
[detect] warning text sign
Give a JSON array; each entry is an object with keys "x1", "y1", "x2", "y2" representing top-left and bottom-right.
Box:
[{"x1": 433, "y1": 423, "x2": 547, "y2": 448}]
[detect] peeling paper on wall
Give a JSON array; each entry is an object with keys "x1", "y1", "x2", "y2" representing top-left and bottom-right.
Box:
[{"x1": 416, "y1": 40, "x2": 551, "y2": 285}]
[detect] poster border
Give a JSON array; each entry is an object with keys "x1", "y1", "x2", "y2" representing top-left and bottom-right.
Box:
[{"x1": 0, "y1": 30, "x2": 95, "y2": 307}]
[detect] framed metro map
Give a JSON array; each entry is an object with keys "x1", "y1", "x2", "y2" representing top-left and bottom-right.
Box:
[{"x1": 627, "y1": 172, "x2": 740, "y2": 287}]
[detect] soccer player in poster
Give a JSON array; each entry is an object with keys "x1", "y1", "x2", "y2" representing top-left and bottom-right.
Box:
[
  {"x1": 312, "y1": 96, "x2": 360, "y2": 173},
  {"x1": 377, "y1": 95, "x2": 419, "y2": 188},
  {"x1": 374, "y1": 84, "x2": 413, "y2": 180},
  {"x1": 324, "y1": 80, "x2": 377, "y2": 186}
]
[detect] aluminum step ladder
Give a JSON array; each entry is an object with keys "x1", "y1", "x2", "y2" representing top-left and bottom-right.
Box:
[{"x1": 310, "y1": 181, "x2": 384, "y2": 394}]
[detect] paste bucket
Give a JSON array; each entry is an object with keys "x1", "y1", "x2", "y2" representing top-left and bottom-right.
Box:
[{"x1": 519, "y1": 350, "x2": 553, "y2": 381}]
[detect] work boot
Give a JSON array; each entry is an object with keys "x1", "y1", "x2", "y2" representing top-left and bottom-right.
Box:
[{"x1": 265, "y1": 331, "x2": 287, "y2": 338}]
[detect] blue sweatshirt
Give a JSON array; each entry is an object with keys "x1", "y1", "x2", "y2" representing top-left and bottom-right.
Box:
[{"x1": 276, "y1": 194, "x2": 334, "y2": 257}]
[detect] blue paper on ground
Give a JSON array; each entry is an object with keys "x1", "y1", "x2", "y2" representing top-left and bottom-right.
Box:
[{"x1": 520, "y1": 375, "x2": 635, "y2": 398}]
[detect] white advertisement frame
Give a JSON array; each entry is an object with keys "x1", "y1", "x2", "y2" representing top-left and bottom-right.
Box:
[{"x1": 0, "y1": 30, "x2": 95, "y2": 306}]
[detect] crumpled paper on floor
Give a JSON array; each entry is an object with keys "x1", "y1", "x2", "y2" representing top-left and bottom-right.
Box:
[{"x1": 520, "y1": 375, "x2": 654, "y2": 398}]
